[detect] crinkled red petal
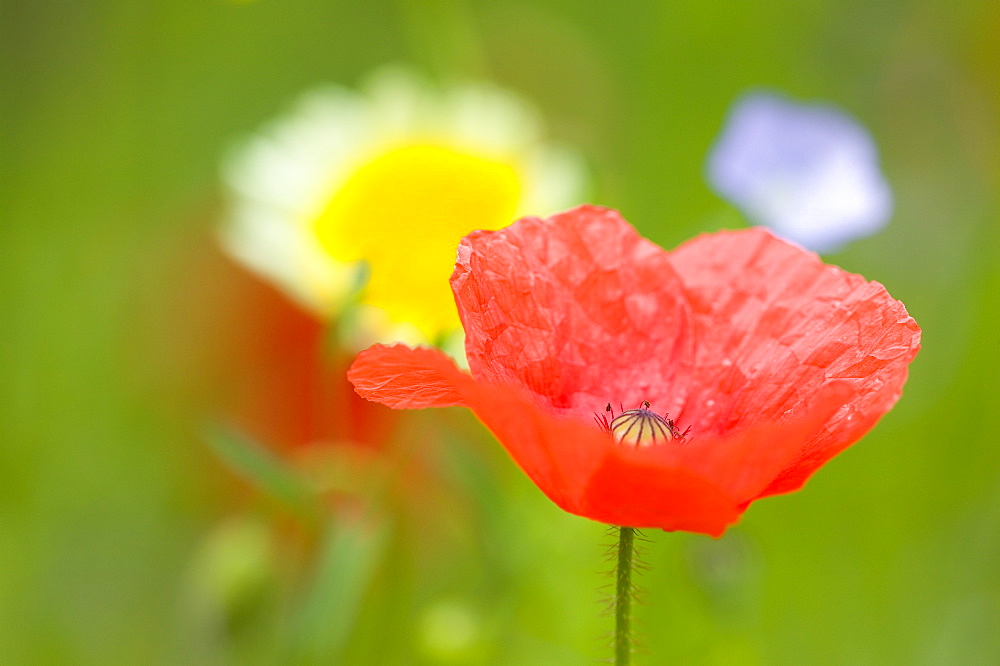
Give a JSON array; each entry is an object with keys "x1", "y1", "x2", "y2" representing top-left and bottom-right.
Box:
[
  {"x1": 668, "y1": 228, "x2": 921, "y2": 497},
  {"x1": 452, "y1": 205, "x2": 692, "y2": 422},
  {"x1": 348, "y1": 344, "x2": 473, "y2": 409}
]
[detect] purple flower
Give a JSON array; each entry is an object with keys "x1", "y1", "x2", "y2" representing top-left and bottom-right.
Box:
[{"x1": 707, "y1": 93, "x2": 893, "y2": 253}]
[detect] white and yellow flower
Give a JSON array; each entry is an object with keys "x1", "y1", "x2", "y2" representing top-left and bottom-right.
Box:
[{"x1": 221, "y1": 67, "x2": 587, "y2": 349}]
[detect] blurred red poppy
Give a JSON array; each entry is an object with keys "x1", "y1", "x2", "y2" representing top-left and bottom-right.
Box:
[
  {"x1": 348, "y1": 206, "x2": 920, "y2": 536},
  {"x1": 177, "y1": 242, "x2": 398, "y2": 453}
]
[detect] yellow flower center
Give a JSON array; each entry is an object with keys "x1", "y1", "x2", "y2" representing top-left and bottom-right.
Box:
[{"x1": 313, "y1": 144, "x2": 522, "y2": 339}]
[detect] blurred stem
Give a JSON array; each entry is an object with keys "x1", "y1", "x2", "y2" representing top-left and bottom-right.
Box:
[
  {"x1": 292, "y1": 508, "x2": 390, "y2": 662},
  {"x1": 615, "y1": 526, "x2": 635, "y2": 666},
  {"x1": 202, "y1": 424, "x2": 321, "y2": 531}
]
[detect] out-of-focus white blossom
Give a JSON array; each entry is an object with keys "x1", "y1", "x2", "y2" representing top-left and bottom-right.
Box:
[
  {"x1": 707, "y1": 92, "x2": 892, "y2": 253},
  {"x1": 221, "y1": 66, "x2": 586, "y2": 347}
]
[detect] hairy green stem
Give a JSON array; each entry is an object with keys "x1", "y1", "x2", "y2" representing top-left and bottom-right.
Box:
[{"x1": 615, "y1": 526, "x2": 635, "y2": 665}]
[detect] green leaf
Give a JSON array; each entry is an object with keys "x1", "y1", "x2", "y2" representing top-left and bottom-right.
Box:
[
  {"x1": 202, "y1": 423, "x2": 318, "y2": 521},
  {"x1": 291, "y1": 509, "x2": 391, "y2": 662}
]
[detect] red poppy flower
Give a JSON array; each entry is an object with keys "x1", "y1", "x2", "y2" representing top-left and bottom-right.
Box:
[
  {"x1": 348, "y1": 206, "x2": 920, "y2": 536},
  {"x1": 173, "y1": 241, "x2": 398, "y2": 452}
]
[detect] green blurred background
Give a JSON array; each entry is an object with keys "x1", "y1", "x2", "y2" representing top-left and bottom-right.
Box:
[{"x1": 3, "y1": 0, "x2": 998, "y2": 663}]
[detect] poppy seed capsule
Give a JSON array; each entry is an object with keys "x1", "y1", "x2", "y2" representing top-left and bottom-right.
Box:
[{"x1": 610, "y1": 403, "x2": 681, "y2": 447}]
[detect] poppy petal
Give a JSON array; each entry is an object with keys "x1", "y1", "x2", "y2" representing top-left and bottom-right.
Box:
[
  {"x1": 676, "y1": 380, "x2": 855, "y2": 503},
  {"x1": 575, "y1": 380, "x2": 853, "y2": 535},
  {"x1": 458, "y1": 381, "x2": 740, "y2": 535},
  {"x1": 348, "y1": 346, "x2": 740, "y2": 534},
  {"x1": 669, "y1": 227, "x2": 920, "y2": 495},
  {"x1": 581, "y1": 454, "x2": 740, "y2": 536},
  {"x1": 348, "y1": 344, "x2": 473, "y2": 409},
  {"x1": 451, "y1": 205, "x2": 692, "y2": 421}
]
